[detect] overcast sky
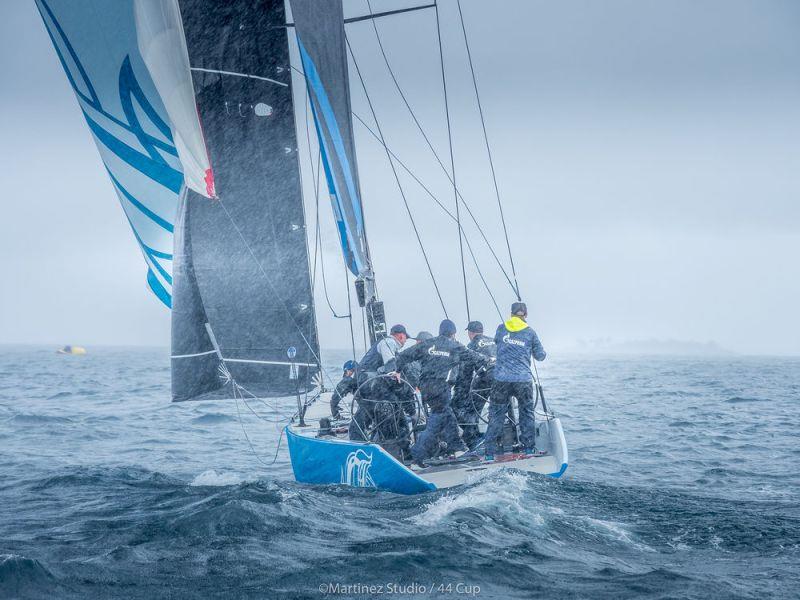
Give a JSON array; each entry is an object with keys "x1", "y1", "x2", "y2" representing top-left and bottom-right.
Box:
[{"x1": 1, "y1": 0, "x2": 799, "y2": 355}]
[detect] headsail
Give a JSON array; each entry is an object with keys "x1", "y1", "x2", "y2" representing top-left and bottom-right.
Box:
[
  {"x1": 134, "y1": 0, "x2": 215, "y2": 197},
  {"x1": 172, "y1": 0, "x2": 321, "y2": 400},
  {"x1": 290, "y1": 0, "x2": 370, "y2": 278},
  {"x1": 35, "y1": 0, "x2": 188, "y2": 307}
]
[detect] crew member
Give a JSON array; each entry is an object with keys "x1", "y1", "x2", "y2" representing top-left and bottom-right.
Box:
[
  {"x1": 330, "y1": 360, "x2": 358, "y2": 420},
  {"x1": 372, "y1": 331, "x2": 434, "y2": 461},
  {"x1": 349, "y1": 324, "x2": 412, "y2": 441},
  {"x1": 452, "y1": 321, "x2": 496, "y2": 450},
  {"x1": 396, "y1": 319, "x2": 489, "y2": 467},
  {"x1": 484, "y1": 302, "x2": 546, "y2": 460}
]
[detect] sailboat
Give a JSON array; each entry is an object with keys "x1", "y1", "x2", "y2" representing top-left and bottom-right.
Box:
[{"x1": 37, "y1": 0, "x2": 567, "y2": 495}]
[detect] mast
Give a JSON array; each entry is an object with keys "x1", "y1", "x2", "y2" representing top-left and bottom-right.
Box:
[{"x1": 290, "y1": 0, "x2": 386, "y2": 344}]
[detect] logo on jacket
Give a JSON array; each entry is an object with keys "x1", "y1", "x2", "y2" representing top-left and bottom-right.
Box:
[
  {"x1": 502, "y1": 334, "x2": 526, "y2": 347},
  {"x1": 341, "y1": 449, "x2": 376, "y2": 488},
  {"x1": 427, "y1": 345, "x2": 451, "y2": 357},
  {"x1": 477, "y1": 339, "x2": 495, "y2": 348}
]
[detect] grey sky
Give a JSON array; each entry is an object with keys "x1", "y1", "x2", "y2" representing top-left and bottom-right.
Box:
[{"x1": 1, "y1": 0, "x2": 798, "y2": 355}]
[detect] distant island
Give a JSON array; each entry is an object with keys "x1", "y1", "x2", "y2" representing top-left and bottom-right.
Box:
[{"x1": 568, "y1": 338, "x2": 735, "y2": 356}]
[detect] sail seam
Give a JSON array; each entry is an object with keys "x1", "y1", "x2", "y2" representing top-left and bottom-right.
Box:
[
  {"x1": 170, "y1": 349, "x2": 217, "y2": 359},
  {"x1": 224, "y1": 359, "x2": 318, "y2": 367},
  {"x1": 189, "y1": 67, "x2": 288, "y2": 87}
]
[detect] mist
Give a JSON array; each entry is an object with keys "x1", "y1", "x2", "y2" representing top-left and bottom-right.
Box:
[{"x1": 1, "y1": 0, "x2": 798, "y2": 355}]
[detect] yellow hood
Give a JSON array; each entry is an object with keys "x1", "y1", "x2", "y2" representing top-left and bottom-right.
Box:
[{"x1": 504, "y1": 316, "x2": 529, "y2": 332}]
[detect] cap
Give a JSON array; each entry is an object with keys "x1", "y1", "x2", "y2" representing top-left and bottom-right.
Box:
[
  {"x1": 390, "y1": 324, "x2": 410, "y2": 337},
  {"x1": 343, "y1": 360, "x2": 357, "y2": 372},
  {"x1": 511, "y1": 301, "x2": 528, "y2": 316},
  {"x1": 466, "y1": 320, "x2": 484, "y2": 333},
  {"x1": 415, "y1": 330, "x2": 434, "y2": 341},
  {"x1": 439, "y1": 319, "x2": 457, "y2": 336}
]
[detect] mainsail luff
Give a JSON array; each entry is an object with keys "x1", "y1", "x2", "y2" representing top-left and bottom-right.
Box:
[{"x1": 170, "y1": 0, "x2": 322, "y2": 400}]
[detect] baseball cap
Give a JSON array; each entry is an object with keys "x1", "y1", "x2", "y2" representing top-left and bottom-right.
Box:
[
  {"x1": 415, "y1": 330, "x2": 434, "y2": 341},
  {"x1": 343, "y1": 360, "x2": 357, "y2": 372},
  {"x1": 390, "y1": 324, "x2": 411, "y2": 337},
  {"x1": 466, "y1": 320, "x2": 484, "y2": 333},
  {"x1": 439, "y1": 319, "x2": 457, "y2": 336},
  {"x1": 510, "y1": 302, "x2": 528, "y2": 316}
]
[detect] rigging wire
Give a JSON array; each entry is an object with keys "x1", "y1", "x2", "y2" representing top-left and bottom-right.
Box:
[
  {"x1": 301, "y1": 66, "x2": 359, "y2": 363},
  {"x1": 344, "y1": 35, "x2": 449, "y2": 318},
  {"x1": 343, "y1": 257, "x2": 358, "y2": 362},
  {"x1": 213, "y1": 196, "x2": 334, "y2": 390},
  {"x1": 351, "y1": 113, "x2": 501, "y2": 319},
  {"x1": 288, "y1": 64, "x2": 513, "y2": 305},
  {"x1": 354, "y1": 12, "x2": 519, "y2": 298},
  {"x1": 314, "y1": 176, "x2": 351, "y2": 319},
  {"x1": 305, "y1": 93, "x2": 350, "y2": 320},
  {"x1": 456, "y1": 0, "x2": 521, "y2": 301},
  {"x1": 433, "y1": 0, "x2": 471, "y2": 321}
]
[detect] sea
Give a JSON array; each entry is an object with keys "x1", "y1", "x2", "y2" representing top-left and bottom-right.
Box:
[{"x1": 0, "y1": 346, "x2": 798, "y2": 599}]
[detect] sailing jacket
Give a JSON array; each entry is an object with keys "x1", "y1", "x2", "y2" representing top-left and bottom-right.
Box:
[
  {"x1": 331, "y1": 374, "x2": 358, "y2": 412},
  {"x1": 494, "y1": 317, "x2": 546, "y2": 383},
  {"x1": 358, "y1": 336, "x2": 403, "y2": 375},
  {"x1": 396, "y1": 335, "x2": 490, "y2": 391},
  {"x1": 454, "y1": 334, "x2": 497, "y2": 395}
]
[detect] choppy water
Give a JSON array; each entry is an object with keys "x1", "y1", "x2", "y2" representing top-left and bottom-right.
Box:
[{"x1": 1, "y1": 346, "x2": 798, "y2": 599}]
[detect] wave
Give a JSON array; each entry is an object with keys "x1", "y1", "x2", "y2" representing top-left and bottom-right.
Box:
[
  {"x1": 191, "y1": 413, "x2": 236, "y2": 425},
  {"x1": 29, "y1": 466, "x2": 180, "y2": 492},
  {"x1": 725, "y1": 396, "x2": 767, "y2": 403},
  {"x1": 7, "y1": 413, "x2": 75, "y2": 425},
  {"x1": 190, "y1": 470, "x2": 244, "y2": 487},
  {"x1": 0, "y1": 554, "x2": 59, "y2": 598}
]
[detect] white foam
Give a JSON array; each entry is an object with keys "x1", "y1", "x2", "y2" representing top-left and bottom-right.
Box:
[
  {"x1": 411, "y1": 470, "x2": 543, "y2": 527},
  {"x1": 583, "y1": 516, "x2": 656, "y2": 553},
  {"x1": 189, "y1": 469, "x2": 242, "y2": 487}
]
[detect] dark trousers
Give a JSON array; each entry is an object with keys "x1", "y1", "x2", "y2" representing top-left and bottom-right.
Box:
[
  {"x1": 348, "y1": 377, "x2": 411, "y2": 455},
  {"x1": 410, "y1": 383, "x2": 464, "y2": 461},
  {"x1": 348, "y1": 399, "x2": 375, "y2": 441},
  {"x1": 484, "y1": 380, "x2": 535, "y2": 456},
  {"x1": 330, "y1": 395, "x2": 343, "y2": 420},
  {"x1": 452, "y1": 378, "x2": 490, "y2": 450}
]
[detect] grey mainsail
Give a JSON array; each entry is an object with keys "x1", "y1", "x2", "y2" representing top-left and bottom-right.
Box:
[{"x1": 171, "y1": 0, "x2": 320, "y2": 400}]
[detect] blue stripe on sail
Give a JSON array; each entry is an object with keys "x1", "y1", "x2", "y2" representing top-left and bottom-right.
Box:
[
  {"x1": 298, "y1": 40, "x2": 365, "y2": 274},
  {"x1": 118, "y1": 56, "x2": 177, "y2": 156},
  {"x1": 306, "y1": 87, "x2": 358, "y2": 274},
  {"x1": 147, "y1": 268, "x2": 172, "y2": 308},
  {"x1": 125, "y1": 212, "x2": 174, "y2": 285},
  {"x1": 37, "y1": 0, "x2": 176, "y2": 157},
  {"x1": 107, "y1": 170, "x2": 174, "y2": 233},
  {"x1": 36, "y1": 0, "x2": 182, "y2": 308},
  {"x1": 36, "y1": 0, "x2": 100, "y2": 109},
  {"x1": 86, "y1": 112, "x2": 183, "y2": 193}
]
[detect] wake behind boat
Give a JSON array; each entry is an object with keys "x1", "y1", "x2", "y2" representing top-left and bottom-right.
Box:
[{"x1": 38, "y1": 0, "x2": 569, "y2": 495}]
